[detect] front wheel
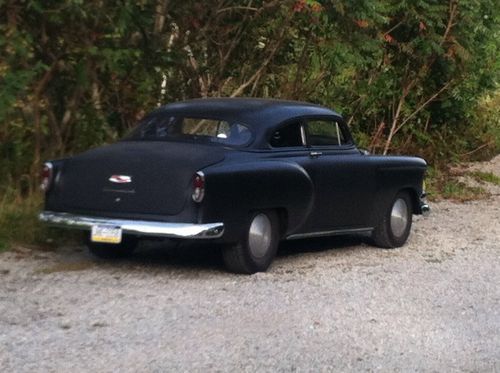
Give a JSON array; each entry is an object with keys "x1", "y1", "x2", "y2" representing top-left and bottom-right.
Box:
[
  {"x1": 372, "y1": 191, "x2": 413, "y2": 248},
  {"x1": 222, "y1": 211, "x2": 280, "y2": 274},
  {"x1": 86, "y1": 234, "x2": 138, "y2": 259}
]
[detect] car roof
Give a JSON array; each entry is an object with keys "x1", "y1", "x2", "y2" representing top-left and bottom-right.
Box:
[
  {"x1": 154, "y1": 98, "x2": 343, "y2": 149},
  {"x1": 159, "y1": 98, "x2": 340, "y2": 124}
]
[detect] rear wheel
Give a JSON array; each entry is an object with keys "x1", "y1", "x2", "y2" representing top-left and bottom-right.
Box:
[
  {"x1": 86, "y1": 234, "x2": 138, "y2": 259},
  {"x1": 372, "y1": 191, "x2": 413, "y2": 248},
  {"x1": 222, "y1": 211, "x2": 280, "y2": 274}
]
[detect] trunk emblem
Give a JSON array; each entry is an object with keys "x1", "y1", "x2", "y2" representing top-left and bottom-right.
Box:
[{"x1": 109, "y1": 175, "x2": 132, "y2": 184}]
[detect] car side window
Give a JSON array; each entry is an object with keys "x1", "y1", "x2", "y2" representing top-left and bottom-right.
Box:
[
  {"x1": 307, "y1": 119, "x2": 346, "y2": 146},
  {"x1": 270, "y1": 121, "x2": 304, "y2": 148}
]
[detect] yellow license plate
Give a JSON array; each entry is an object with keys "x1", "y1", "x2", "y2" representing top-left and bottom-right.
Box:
[{"x1": 91, "y1": 225, "x2": 122, "y2": 244}]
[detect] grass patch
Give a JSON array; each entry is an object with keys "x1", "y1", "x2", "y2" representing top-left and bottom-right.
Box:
[
  {"x1": 469, "y1": 171, "x2": 500, "y2": 185},
  {"x1": 0, "y1": 239, "x2": 8, "y2": 253},
  {"x1": 0, "y1": 189, "x2": 44, "y2": 251},
  {"x1": 441, "y1": 180, "x2": 489, "y2": 201},
  {"x1": 0, "y1": 186, "x2": 79, "y2": 251},
  {"x1": 426, "y1": 166, "x2": 490, "y2": 202}
]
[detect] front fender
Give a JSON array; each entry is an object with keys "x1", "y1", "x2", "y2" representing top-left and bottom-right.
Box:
[
  {"x1": 369, "y1": 156, "x2": 427, "y2": 223},
  {"x1": 199, "y1": 160, "x2": 314, "y2": 242}
]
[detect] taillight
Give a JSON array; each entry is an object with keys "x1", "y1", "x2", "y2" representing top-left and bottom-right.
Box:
[
  {"x1": 40, "y1": 162, "x2": 53, "y2": 191},
  {"x1": 192, "y1": 171, "x2": 205, "y2": 202}
]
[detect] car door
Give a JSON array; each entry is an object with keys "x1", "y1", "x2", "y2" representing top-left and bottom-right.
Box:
[{"x1": 301, "y1": 117, "x2": 377, "y2": 231}]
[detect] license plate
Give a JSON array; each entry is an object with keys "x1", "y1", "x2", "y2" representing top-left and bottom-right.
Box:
[{"x1": 91, "y1": 224, "x2": 122, "y2": 244}]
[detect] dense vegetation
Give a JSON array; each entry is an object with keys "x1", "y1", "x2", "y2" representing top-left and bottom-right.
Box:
[{"x1": 0, "y1": 1, "x2": 499, "y2": 247}]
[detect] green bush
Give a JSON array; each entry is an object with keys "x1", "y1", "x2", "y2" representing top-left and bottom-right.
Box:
[{"x1": 0, "y1": 1, "x2": 498, "y2": 248}]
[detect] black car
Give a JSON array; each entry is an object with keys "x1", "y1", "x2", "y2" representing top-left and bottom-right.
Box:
[{"x1": 40, "y1": 98, "x2": 429, "y2": 273}]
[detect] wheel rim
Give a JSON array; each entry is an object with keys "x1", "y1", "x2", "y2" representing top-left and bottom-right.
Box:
[
  {"x1": 248, "y1": 213, "x2": 272, "y2": 258},
  {"x1": 390, "y1": 198, "x2": 409, "y2": 238}
]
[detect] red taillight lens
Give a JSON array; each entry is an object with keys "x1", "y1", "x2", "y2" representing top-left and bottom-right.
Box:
[
  {"x1": 192, "y1": 171, "x2": 205, "y2": 203},
  {"x1": 40, "y1": 162, "x2": 53, "y2": 191}
]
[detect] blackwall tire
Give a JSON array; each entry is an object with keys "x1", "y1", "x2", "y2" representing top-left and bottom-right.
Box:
[
  {"x1": 222, "y1": 211, "x2": 280, "y2": 274},
  {"x1": 372, "y1": 191, "x2": 413, "y2": 248}
]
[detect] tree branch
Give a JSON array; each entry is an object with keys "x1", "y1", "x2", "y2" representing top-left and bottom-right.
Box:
[
  {"x1": 216, "y1": 6, "x2": 258, "y2": 14},
  {"x1": 440, "y1": 0, "x2": 458, "y2": 47},
  {"x1": 230, "y1": 17, "x2": 289, "y2": 97},
  {"x1": 394, "y1": 81, "x2": 452, "y2": 134}
]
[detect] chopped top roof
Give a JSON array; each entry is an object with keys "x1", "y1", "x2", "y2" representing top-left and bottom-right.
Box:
[
  {"x1": 149, "y1": 98, "x2": 344, "y2": 149},
  {"x1": 157, "y1": 98, "x2": 342, "y2": 127}
]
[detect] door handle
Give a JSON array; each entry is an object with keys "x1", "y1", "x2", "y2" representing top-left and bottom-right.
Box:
[{"x1": 309, "y1": 151, "x2": 323, "y2": 158}]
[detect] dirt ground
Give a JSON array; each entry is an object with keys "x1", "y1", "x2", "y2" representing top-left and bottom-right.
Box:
[{"x1": 1, "y1": 156, "x2": 499, "y2": 372}]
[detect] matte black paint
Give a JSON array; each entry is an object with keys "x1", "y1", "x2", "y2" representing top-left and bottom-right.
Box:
[
  {"x1": 46, "y1": 141, "x2": 224, "y2": 217},
  {"x1": 43, "y1": 98, "x2": 427, "y2": 244}
]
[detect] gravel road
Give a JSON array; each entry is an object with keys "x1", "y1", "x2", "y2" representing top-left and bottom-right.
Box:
[{"x1": 1, "y1": 156, "x2": 499, "y2": 372}]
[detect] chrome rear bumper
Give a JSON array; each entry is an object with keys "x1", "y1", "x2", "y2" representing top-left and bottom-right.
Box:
[{"x1": 39, "y1": 211, "x2": 224, "y2": 239}]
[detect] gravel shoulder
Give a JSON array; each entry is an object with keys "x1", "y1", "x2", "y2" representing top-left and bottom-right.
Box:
[{"x1": 1, "y1": 156, "x2": 500, "y2": 372}]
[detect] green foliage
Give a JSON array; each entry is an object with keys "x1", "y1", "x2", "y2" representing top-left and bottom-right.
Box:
[{"x1": 0, "y1": 0, "x2": 499, "y2": 237}]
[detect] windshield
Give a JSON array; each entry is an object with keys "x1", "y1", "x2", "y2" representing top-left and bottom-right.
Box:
[{"x1": 126, "y1": 113, "x2": 253, "y2": 147}]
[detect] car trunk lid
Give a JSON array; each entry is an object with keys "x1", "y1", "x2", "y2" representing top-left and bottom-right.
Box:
[{"x1": 56, "y1": 141, "x2": 224, "y2": 216}]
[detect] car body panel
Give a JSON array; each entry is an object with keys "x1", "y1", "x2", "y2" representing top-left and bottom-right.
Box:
[
  {"x1": 45, "y1": 141, "x2": 224, "y2": 217},
  {"x1": 198, "y1": 155, "x2": 314, "y2": 241},
  {"x1": 40, "y1": 98, "x2": 428, "y2": 246}
]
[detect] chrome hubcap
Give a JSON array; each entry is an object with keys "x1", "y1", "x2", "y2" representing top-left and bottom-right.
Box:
[
  {"x1": 248, "y1": 213, "x2": 272, "y2": 258},
  {"x1": 390, "y1": 198, "x2": 408, "y2": 238}
]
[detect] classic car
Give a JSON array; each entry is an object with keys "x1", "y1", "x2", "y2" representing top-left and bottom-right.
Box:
[{"x1": 39, "y1": 98, "x2": 430, "y2": 274}]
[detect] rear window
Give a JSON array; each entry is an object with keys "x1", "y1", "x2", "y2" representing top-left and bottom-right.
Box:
[{"x1": 127, "y1": 114, "x2": 253, "y2": 147}]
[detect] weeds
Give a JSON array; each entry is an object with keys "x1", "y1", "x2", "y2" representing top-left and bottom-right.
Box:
[
  {"x1": 469, "y1": 171, "x2": 500, "y2": 186},
  {"x1": 441, "y1": 180, "x2": 489, "y2": 201},
  {"x1": 0, "y1": 185, "x2": 77, "y2": 251},
  {"x1": 0, "y1": 240, "x2": 7, "y2": 253},
  {"x1": 0, "y1": 187, "x2": 42, "y2": 250},
  {"x1": 425, "y1": 166, "x2": 490, "y2": 202}
]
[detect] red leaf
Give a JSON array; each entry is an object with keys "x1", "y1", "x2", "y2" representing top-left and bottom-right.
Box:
[
  {"x1": 292, "y1": 0, "x2": 306, "y2": 12},
  {"x1": 355, "y1": 19, "x2": 369, "y2": 28}
]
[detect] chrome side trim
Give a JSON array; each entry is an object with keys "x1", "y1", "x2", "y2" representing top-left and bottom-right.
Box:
[
  {"x1": 309, "y1": 151, "x2": 323, "y2": 158},
  {"x1": 39, "y1": 211, "x2": 224, "y2": 239},
  {"x1": 300, "y1": 124, "x2": 307, "y2": 146},
  {"x1": 286, "y1": 227, "x2": 373, "y2": 240}
]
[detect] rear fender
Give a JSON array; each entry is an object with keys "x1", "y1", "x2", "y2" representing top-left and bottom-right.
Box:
[{"x1": 200, "y1": 161, "x2": 314, "y2": 242}]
